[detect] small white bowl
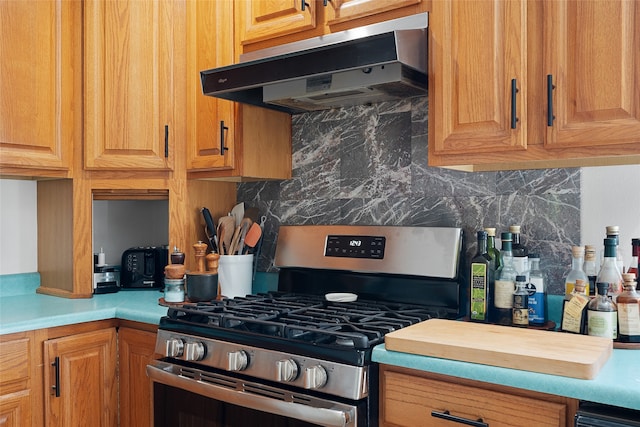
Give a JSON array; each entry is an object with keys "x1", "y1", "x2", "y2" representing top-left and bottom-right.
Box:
[{"x1": 325, "y1": 292, "x2": 358, "y2": 302}]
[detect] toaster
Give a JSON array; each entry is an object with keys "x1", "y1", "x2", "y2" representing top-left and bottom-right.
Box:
[{"x1": 120, "y1": 246, "x2": 168, "y2": 289}]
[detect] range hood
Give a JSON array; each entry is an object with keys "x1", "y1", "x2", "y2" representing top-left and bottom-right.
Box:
[{"x1": 200, "y1": 13, "x2": 428, "y2": 115}]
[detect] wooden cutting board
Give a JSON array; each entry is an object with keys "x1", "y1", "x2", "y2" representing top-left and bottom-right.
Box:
[{"x1": 384, "y1": 319, "x2": 612, "y2": 379}]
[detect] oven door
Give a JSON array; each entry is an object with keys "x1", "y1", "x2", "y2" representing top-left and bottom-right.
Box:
[{"x1": 147, "y1": 360, "x2": 366, "y2": 427}]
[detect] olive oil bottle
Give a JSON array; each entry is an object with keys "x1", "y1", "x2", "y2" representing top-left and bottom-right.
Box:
[{"x1": 470, "y1": 231, "x2": 494, "y2": 322}]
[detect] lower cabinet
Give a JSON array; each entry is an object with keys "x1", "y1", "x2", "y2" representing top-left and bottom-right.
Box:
[
  {"x1": 118, "y1": 325, "x2": 159, "y2": 427},
  {"x1": 0, "y1": 332, "x2": 38, "y2": 427},
  {"x1": 43, "y1": 327, "x2": 117, "y2": 427},
  {"x1": 380, "y1": 365, "x2": 578, "y2": 427}
]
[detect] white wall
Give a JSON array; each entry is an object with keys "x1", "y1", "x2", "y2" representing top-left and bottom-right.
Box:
[
  {"x1": 0, "y1": 179, "x2": 38, "y2": 274},
  {"x1": 581, "y1": 164, "x2": 640, "y2": 268}
]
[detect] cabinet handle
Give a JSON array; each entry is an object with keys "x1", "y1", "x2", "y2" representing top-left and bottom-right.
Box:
[
  {"x1": 431, "y1": 410, "x2": 488, "y2": 427},
  {"x1": 301, "y1": 0, "x2": 310, "y2": 11},
  {"x1": 510, "y1": 79, "x2": 519, "y2": 129},
  {"x1": 323, "y1": 0, "x2": 328, "y2": 6},
  {"x1": 547, "y1": 74, "x2": 556, "y2": 126},
  {"x1": 164, "y1": 125, "x2": 169, "y2": 158},
  {"x1": 219, "y1": 120, "x2": 229, "y2": 154},
  {"x1": 52, "y1": 356, "x2": 61, "y2": 397}
]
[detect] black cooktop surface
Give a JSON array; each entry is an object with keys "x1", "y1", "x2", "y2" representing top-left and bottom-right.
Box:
[{"x1": 160, "y1": 292, "x2": 444, "y2": 365}]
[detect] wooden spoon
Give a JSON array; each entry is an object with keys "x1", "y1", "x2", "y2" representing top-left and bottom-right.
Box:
[{"x1": 217, "y1": 216, "x2": 235, "y2": 255}]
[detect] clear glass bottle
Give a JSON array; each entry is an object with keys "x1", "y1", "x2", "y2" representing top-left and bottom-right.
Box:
[
  {"x1": 597, "y1": 238, "x2": 623, "y2": 302},
  {"x1": 510, "y1": 225, "x2": 529, "y2": 280},
  {"x1": 484, "y1": 227, "x2": 502, "y2": 273},
  {"x1": 526, "y1": 254, "x2": 546, "y2": 325},
  {"x1": 470, "y1": 231, "x2": 494, "y2": 323},
  {"x1": 564, "y1": 246, "x2": 589, "y2": 298},
  {"x1": 587, "y1": 282, "x2": 618, "y2": 339},
  {"x1": 560, "y1": 279, "x2": 589, "y2": 334},
  {"x1": 492, "y1": 232, "x2": 515, "y2": 325},
  {"x1": 512, "y1": 275, "x2": 529, "y2": 327},
  {"x1": 583, "y1": 245, "x2": 598, "y2": 296},
  {"x1": 617, "y1": 273, "x2": 640, "y2": 343},
  {"x1": 605, "y1": 225, "x2": 625, "y2": 273}
]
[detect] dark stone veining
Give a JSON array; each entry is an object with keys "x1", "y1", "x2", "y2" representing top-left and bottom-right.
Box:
[{"x1": 238, "y1": 96, "x2": 580, "y2": 295}]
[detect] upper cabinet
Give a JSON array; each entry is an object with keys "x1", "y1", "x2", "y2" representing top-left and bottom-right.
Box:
[
  {"x1": 428, "y1": 0, "x2": 640, "y2": 170},
  {"x1": 238, "y1": 0, "x2": 430, "y2": 52},
  {"x1": 0, "y1": 0, "x2": 81, "y2": 177},
  {"x1": 83, "y1": 0, "x2": 181, "y2": 171},
  {"x1": 186, "y1": 0, "x2": 291, "y2": 181}
]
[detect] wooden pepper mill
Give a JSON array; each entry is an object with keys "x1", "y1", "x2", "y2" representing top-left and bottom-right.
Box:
[
  {"x1": 193, "y1": 241, "x2": 208, "y2": 273},
  {"x1": 206, "y1": 252, "x2": 220, "y2": 274}
]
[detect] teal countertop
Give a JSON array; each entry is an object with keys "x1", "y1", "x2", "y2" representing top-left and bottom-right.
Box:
[
  {"x1": 373, "y1": 344, "x2": 640, "y2": 411},
  {"x1": 0, "y1": 289, "x2": 168, "y2": 335}
]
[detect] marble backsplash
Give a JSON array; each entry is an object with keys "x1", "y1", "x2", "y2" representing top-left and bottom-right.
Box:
[{"x1": 238, "y1": 96, "x2": 580, "y2": 295}]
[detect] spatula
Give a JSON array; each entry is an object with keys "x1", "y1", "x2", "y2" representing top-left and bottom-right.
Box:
[
  {"x1": 217, "y1": 216, "x2": 235, "y2": 255},
  {"x1": 243, "y1": 222, "x2": 262, "y2": 254},
  {"x1": 230, "y1": 202, "x2": 245, "y2": 227}
]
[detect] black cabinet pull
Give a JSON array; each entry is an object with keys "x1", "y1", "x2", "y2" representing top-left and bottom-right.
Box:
[
  {"x1": 164, "y1": 125, "x2": 169, "y2": 158},
  {"x1": 219, "y1": 120, "x2": 229, "y2": 154},
  {"x1": 52, "y1": 356, "x2": 60, "y2": 397},
  {"x1": 323, "y1": 0, "x2": 328, "y2": 6},
  {"x1": 510, "y1": 78, "x2": 519, "y2": 129},
  {"x1": 431, "y1": 410, "x2": 488, "y2": 427},
  {"x1": 547, "y1": 74, "x2": 556, "y2": 126},
  {"x1": 301, "y1": 0, "x2": 310, "y2": 11}
]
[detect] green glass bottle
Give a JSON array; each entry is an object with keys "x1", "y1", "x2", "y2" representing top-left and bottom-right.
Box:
[
  {"x1": 484, "y1": 227, "x2": 502, "y2": 273},
  {"x1": 470, "y1": 231, "x2": 494, "y2": 323}
]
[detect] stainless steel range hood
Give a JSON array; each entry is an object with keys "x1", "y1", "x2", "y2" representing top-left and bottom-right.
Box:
[{"x1": 200, "y1": 13, "x2": 428, "y2": 115}]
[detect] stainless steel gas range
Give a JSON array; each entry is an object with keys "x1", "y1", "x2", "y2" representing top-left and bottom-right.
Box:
[{"x1": 147, "y1": 225, "x2": 466, "y2": 427}]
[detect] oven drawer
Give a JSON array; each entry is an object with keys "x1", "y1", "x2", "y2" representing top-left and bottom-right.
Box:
[{"x1": 380, "y1": 368, "x2": 568, "y2": 427}]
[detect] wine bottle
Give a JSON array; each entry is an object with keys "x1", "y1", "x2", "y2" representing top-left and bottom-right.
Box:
[
  {"x1": 492, "y1": 232, "x2": 515, "y2": 325},
  {"x1": 469, "y1": 231, "x2": 494, "y2": 323}
]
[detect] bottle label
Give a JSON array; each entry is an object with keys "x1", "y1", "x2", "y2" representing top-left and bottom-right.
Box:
[
  {"x1": 512, "y1": 293, "x2": 528, "y2": 326},
  {"x1": 587, "y1": 310, "x2": 618, "y2": 339},
  {"x1": 494, "y1": 280, "x2": 514, "y2": 309},
  {"x1": 470, "y1": 263, "x2": 488, "y2": 321},
  {"x1": 526, "y1": 277, "x2": 545, "y2": 324},
  {"x1": 618, "y1": 303, "x2": 640, "y2": 336},
  {"x1": 561, "y1": 295, "x2": 589, "y2": 333}
]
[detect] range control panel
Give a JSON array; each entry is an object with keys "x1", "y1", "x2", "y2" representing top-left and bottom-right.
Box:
[{"x1": 324, "y1": 235, "x2": 386, "y2": 259}]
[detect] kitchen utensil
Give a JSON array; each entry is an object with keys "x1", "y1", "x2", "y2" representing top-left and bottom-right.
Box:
[
  {"x1": 230, "y1": 202, "x2": 245, "y2": 227},
  {"x1": 201, "y1": 207, "x2": 218, "y2": 253},
  {"x1": 192, "y1": 241, "x2": 208, "y2": 272},
  {"x1": 384, "y1": 319, "x2": 613, "y2": 380},
  {"x1": 236, "y1": 218, "x2": 253, "y2": 255},
  {"x1": 228, "y1": 225, "x2": 243, "y2": 255},
  {"x1": 217, "y1": 216, "x2": 235, "y2": 255},
  {"x1": 242, "y1": 222, "x2": 262, "y2": 254}
]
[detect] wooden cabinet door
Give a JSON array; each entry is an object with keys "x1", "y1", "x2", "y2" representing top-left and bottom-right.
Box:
[
  {"x1": 0, "y1": 0, "x2": 79, "y2": 176},
  {"x1": 544, "y1": 0, "x2": 640, "y2": 149},
  {"x1": 327, "y1": 0, "x2": 423, "y2": 25},
  {"x1": 0, "y1": 334, "x2": 33, "y2": 427},
  {"x1": 237, "y1": 0, "x2": 318, "y2": 46},
  {"x1": 186, "y1": 0, "x2": 237, "y2": 172},
  {"x1": 381, "y1": 368, "x2": 569, "y2": 427},
  {"x1": 84, "y1": 0, "x2": 177, "y2": 171},
  {"x1": 429, "y1": 0, "x2": 527, "y2": 159},
  {"x1": 118, "y1": 327, "x2": 158, "y2": 427},
  {"x1": 44, "y1": 328, "x2": 117, "y2": 427},
  {"x1": 0, "y1": 391, "x2": 31, "y2": 427}
]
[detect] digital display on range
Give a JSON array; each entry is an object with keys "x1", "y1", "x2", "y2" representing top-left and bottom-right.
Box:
[{"x1": 324, "y1": 235, "x2": 386, "y2": 259}]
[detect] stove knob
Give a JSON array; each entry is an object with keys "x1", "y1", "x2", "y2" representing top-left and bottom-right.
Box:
[
  {"x1": 184, "y1": 341, "x2": 206, "y2": 361},
  {"x1": 227, "y1": 350, "x2": 248, "y2": 371},
  {"x1": 304, "y1": 365, "x2": 327, "y2": 389},
  {"x1": 276, "y1": 359, "x2": 298, "y2": 382},
  {"x1": 165, "y1": 338, "x2": 184, "y2": 358}
]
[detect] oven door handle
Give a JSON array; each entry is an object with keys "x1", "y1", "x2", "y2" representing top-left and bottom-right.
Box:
[{"x1": 147, "y1": 361, "x2": 356, "y2": 427}]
